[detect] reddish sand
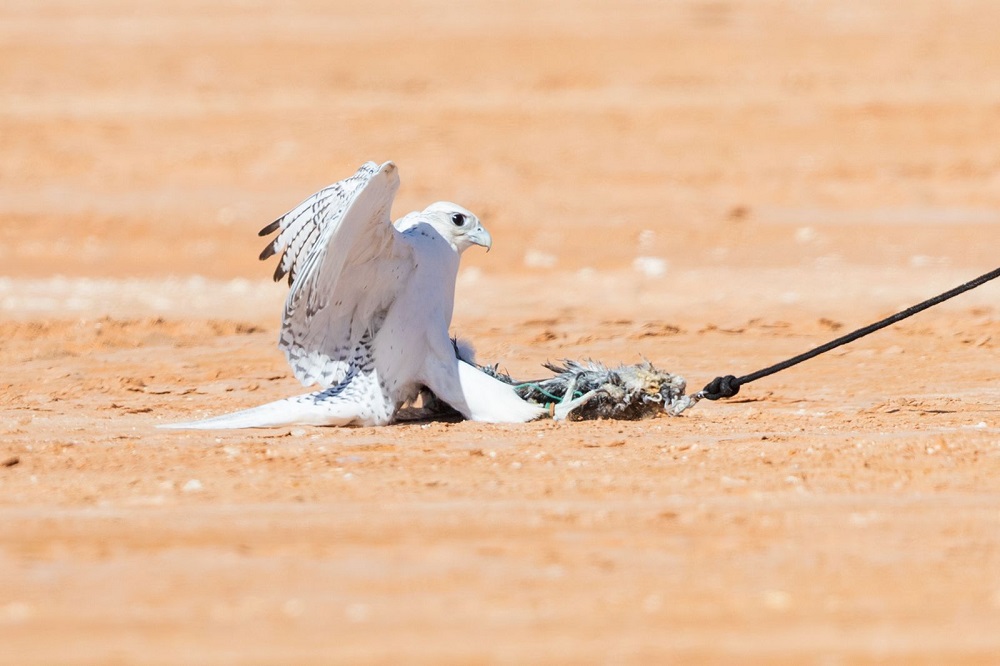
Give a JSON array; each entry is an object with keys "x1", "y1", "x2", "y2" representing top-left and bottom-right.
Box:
[{"x1": 2, "y1": 1, "x2": 999, "y2": 663}]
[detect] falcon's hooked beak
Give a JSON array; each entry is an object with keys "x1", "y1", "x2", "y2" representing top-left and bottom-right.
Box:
[{"x1": 467, "y1": 224, "x2": 493, "y2": 252}]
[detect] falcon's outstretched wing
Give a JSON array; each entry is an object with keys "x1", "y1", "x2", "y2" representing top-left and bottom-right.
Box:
[{"x1": 259, "y1": 161, "x2": 413, "y2": 388}]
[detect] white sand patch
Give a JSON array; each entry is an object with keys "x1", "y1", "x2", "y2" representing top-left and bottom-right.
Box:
[
  {"x1": 523, "y1": 249, "x2": 557, "y2": 269},
  {"x1": 632, "y1": 256, "x2": 668, "y2": 278},
  {"x1": 0, "y1": 276, "x2": 284, "y2": 319}
]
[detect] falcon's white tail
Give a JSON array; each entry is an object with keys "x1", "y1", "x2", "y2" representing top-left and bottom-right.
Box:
[
  {"x1": 455, "y1": 361, "x2": 546, "y2": 423},
  {"x1": 157, "y1": 392, "x2": 386, "y2": 430}
]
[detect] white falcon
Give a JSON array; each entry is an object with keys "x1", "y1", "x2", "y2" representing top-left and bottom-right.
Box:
[{"x1": 161, "y1": 161, "x2": 543, "y2": 429}]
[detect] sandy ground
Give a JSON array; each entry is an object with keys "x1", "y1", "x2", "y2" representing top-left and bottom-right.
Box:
[{"x1": 2, "y1": 1, "x2": 1000, "y2": 663}]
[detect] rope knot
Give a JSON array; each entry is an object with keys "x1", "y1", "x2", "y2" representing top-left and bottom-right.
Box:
[{"x1": 701, "y1": 375, "x2": 741, "y2": 401}]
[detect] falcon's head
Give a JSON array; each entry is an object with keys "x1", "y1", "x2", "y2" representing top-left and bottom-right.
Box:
[{"x1": 421, "y1": 202, "x2": 493, "y2": 253}]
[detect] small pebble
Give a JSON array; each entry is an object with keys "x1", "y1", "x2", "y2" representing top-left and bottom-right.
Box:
[
  {"x1": 345, "y1": 603, "x2": 370, "y2": 623},
  {"x1": 642, "y1": 594, "x2": 663, "y2": 613},
  {"x1": 2, "y1": 602, "x2": 32, "y2": 622},
  {"x1": 632, "y1": 256, "x2": 668, "y2": 278},
  {"x1": 282, "y1": 599, "x2": 304, "y2": 618},
  {"x1": 762, "y1": 589, "x2": 792, "y2": 611}
]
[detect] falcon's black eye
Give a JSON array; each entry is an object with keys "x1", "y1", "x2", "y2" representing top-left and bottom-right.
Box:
[{"x1": 451, "y1": 213, "x2": 467, "y2": 226}]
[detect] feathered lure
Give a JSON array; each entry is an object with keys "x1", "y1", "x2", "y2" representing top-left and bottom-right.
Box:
[{"x1": 476, "y1": 358, "x2": 697, "y2": 421}]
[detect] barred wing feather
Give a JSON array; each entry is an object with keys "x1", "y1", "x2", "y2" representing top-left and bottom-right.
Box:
[{"x1": 258, "y1": 161, "x2": 412, "y2": 388}]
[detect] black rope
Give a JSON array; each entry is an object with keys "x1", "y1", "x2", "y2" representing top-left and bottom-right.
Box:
[{"x1": 700, "y1": 265, "x2": 1000, "y2": 401}]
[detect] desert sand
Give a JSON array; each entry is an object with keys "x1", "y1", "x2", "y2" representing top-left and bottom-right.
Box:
[{"x1": 2, "y1": 1, "x2": 999, "y2": 663}]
